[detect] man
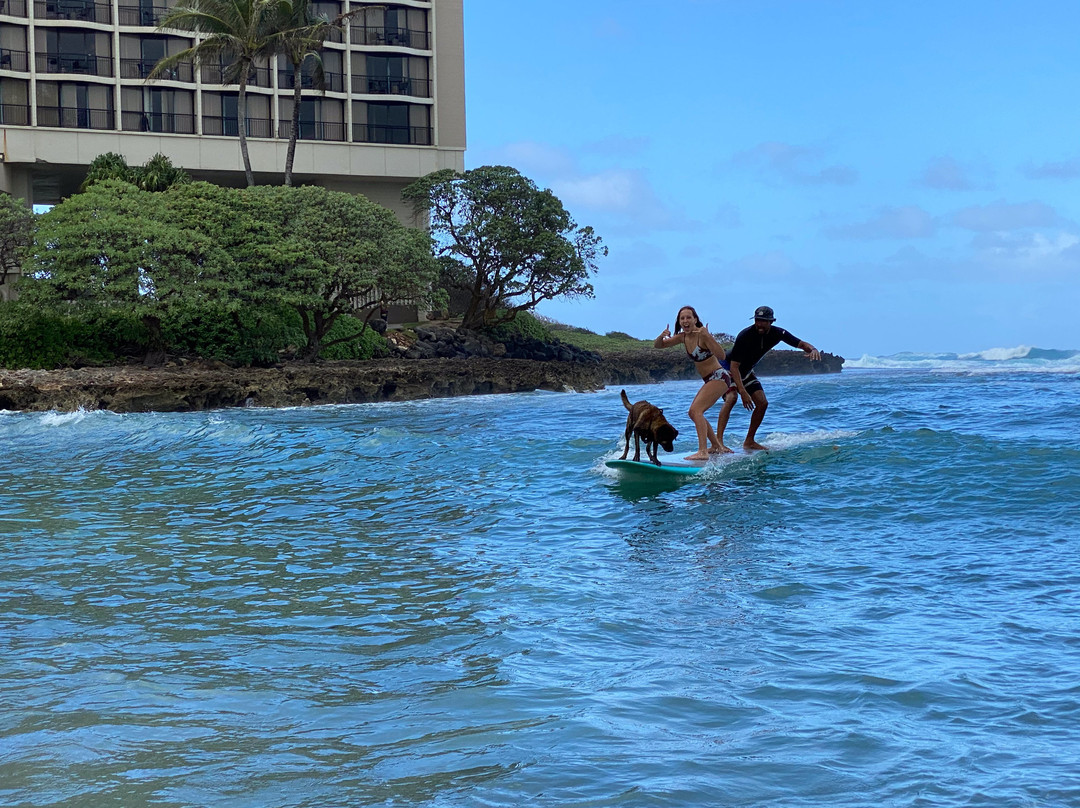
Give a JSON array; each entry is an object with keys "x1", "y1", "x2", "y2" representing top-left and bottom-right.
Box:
[{"x1": 715, "y1": 305, "x2": 821, "y2": 451}]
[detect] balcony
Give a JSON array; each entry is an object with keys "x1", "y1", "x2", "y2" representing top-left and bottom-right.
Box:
[
  {"x1": 202, "y1": 114, "x2": 272, "y2": 138},
  {"x1": 201, "y1": 63, "x2": 271, "y2": 88},
  {"x1": 277, "y1": 69, "x2": 345, "y2": 93},
  {"x1": 349, "y1": 25, "x2": 428, "y2": 50},
  {"x1": 37, "y1": 104, "x2": 113, "y2": 129},
  {"x1": 116, "y1": 2, "x2": 168, "y2": 26},
  {"x1": 277, "y1": 119, "x2": 345, "y2": 141},
  {"x1": 120, "y1": 57, "x2": 193, "y2": 81},
  {"x1": 35, "y1": 0, "x2": 111, "y2": 23},
  {"x1": 353, "y1": 75, "x2": 430, "y2": 98},
  {"x1": 37, "y1": 51, "x2": 114, "y2": 77},
  {"x1": 0, "y1": 0, "x2": 28, "y2": 16},
  {"x1": 0, "y1": 48, "x2": 29, "y2": 71},
  {"x1": 0, "y1": 102, "x2": 30, "y2": 125},
  {"x1": 353, "y1": 123, "x2": 431, "y2": 146},
  {"x1": 121, "y1": 110, "x2": 195, "y2": 133}
]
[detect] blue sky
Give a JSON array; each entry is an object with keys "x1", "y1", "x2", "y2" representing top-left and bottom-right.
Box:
[{"x1": 461, "y1": 1, "x2": 1080, "y2": 358}]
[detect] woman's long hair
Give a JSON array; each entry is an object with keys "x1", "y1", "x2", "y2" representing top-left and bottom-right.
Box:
[{"x1": 673, "y1": 305, "x2": 703, "y2": 334}]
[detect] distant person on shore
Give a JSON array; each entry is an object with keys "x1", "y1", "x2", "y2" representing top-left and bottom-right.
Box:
[
  {"x1": 716, "y1": 305, "x2": 821, "y2": 451},
  {"x1": 654, "y1": 305, "x2": 738, "y2": 460}
]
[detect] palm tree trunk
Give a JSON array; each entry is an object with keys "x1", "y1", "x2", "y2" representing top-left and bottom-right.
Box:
[
  {"x1": 237, "y1": 75, "x2": 255, "y2": 187},
  {"x1": 284, "y1": 64, "x2": 303, "y2": 186}
]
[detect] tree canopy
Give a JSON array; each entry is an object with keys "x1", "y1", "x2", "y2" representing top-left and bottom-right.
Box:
[
  {"x1": 0, "y1": 194, "x2": 32, "y2": 300},
  {"x1": 22, "y1": 180, "x2": 240, "y2": 363},
  {"x1": 80, "y1": 152, "x2": 191, "y2": 192},
  {"x1": 242, "y1": 184, "x2": 443, "y2": 360},
  {"x1": 402, "y1": 165, "x2": 606, "y2": 331},
  {"x1": 17, "y1": 167, "x2": 446, "y2": 364}
]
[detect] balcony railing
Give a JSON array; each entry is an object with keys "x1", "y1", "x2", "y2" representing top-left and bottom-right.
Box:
[
  {"x1": 201, "y1": 63, "x2": 271, "y2": 88},
  {"x1": 277, "y1": 69, "x2": 345, "y2": 93},
  {"x1": 353, "y1": 123, "x2": 431, "y2": 146},
  {"x1": 352, "y1": 75, "x2": 430, "y2": 97},
  {"x1": 349, "y1": 25, "x2": 428, "y2": 50},
  {"x1": 0, "y1": 0, "x2": 29, "y2": 16},
  {"x1": 120, "y1": 57, "x2": 193, "y2": 81},
  {"x1": 121, "y1": 109, "x2": 195, "y2": 133},
  {"x1": 202, "y1": 114, "x2": 272, "y2": 138},
  {"x1": 37, "y1": 51, "x2": 114, "y2": 77},
  {"x1": 37, "y1": 104, "x2": 113, "y2": 129},
  {"x1": 117, "y1": 2, "x2": 168, "y2": 26},
  {"x1": 35, "y1": 0, "x2": 111, "y2": 22},
  {"x1": 278, "y1": 119, "x2": 345, "y2": 141},
  {"x1": 0, "y1": 102, "x2": 30, "y2": 125},
  {"x1": 0, "y1": 48, "x2": 29, "y2": 71}
]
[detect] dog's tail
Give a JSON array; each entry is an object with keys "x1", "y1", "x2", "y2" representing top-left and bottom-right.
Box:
[{"x1": 620, "y1": 389, "x2": 632, "y2": 412}]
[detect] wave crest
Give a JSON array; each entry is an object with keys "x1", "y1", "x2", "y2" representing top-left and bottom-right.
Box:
[{"x1": 847, "y1": 345, "x2": 1079, "y2": 372}]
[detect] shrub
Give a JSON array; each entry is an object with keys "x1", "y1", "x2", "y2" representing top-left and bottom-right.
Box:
[
  {"x1": 161, "y1": 304, "x2": 304, "y2": 366},
  {"x1": 481, "y1": 311, "x2": 555, "y2": 344},
  {"x1": 317, "y1": 315, "x2": 392, "y2": 360},
  {"x1": 0, "y1": 302, "x2": 121, "y2": 368}
]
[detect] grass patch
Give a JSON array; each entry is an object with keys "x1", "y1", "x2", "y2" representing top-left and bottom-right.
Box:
[{"x1": 537, "y1": 317, "x2": 654, "y2": 353}]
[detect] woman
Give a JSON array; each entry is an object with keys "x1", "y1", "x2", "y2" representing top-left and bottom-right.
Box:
[{"x1": 654, "y1": 305, "x2": 739, "y2": 460}]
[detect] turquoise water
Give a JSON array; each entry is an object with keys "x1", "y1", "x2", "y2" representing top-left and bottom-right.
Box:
[{"x1": 2, "y1": 352, "x2": 1079, "y2": 807}]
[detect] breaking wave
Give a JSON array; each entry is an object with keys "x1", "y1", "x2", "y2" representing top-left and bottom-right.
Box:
[{"x1": 846, "y1": 345, "x2": 1080, "y2": 373}]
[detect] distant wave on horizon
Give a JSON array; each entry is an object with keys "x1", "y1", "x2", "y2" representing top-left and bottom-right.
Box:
[{"x1": 845, "y1": 345, "x2": 1080, "y2": 372}]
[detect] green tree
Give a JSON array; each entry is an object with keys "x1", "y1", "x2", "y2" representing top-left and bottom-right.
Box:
[
  {"x1": 21, "y1": 180, "x2": 239, "y2": 364},
  {"x1": 243, "y1": 184, "x2": 442, "y2": 360},
  {"x1": 79, "y1": 152, "x2": 132, "y2": 191},
  {"x1": 80, "y1": 152, "x2": 191, "y2": 192},
  {"x1": 267, "y1": 0, "x2": 333, "y2": 186},
  {"x1": 152, "y1": 0, "x2": 278, "y2": 187},
  {"x1": 0, "y1": 193, "x2": 32, "y2": 300},
  {"x1": 402, "y1": 165, "x2": 606, "y2": 331},
  {"x1": 138, "y1": 153, "x2": 193, "y2": 192}
]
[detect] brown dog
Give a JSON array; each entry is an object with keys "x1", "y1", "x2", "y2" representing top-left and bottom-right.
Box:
[{"x1": 620, "y1": 389, "x2": 679, "y2": 466}]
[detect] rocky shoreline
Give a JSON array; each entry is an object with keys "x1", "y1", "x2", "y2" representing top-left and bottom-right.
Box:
[{"x1": 0, "y1": 346, "x2": 844, "y2": 413}]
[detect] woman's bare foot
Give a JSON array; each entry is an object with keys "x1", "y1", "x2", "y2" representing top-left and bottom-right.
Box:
[
  {"x1": 743, "y1": 440, "x2": 768, "y2": 451},
  {"x1": 684, "y1": 451, "x2": 710, "y2": 461},
  {"x1": 710, "y1": 444, "x2": 734, "y2": 454}
]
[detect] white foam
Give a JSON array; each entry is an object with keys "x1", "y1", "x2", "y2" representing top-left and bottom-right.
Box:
[
  {"x1": 846, "y1": 345, "x2": 1080, "y2": 374},
  {"x1": 758, "y1": 429, "x2": 859, "y2": 450},
  {"x1": 958, "y1": 345, "x2": 1032, "y2": 361},
  {"x1": 38, "y1": 408, "x2": 98, "y2": 427}
]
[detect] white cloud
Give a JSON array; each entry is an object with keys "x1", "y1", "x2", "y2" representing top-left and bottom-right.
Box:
[
  {"x1": 730, "y1": 141, "x2": 858, "y2": 186},
  {"x1": 1020, "y1": 158, "x2": 1080, "y2": 180},
  {"x1": 917, "y1": 156, "x2": 992, "y2": 191},
  {"x1": 825, "y1": 205, "x2": 937, "y2": 240},
  {"x1": 481, "y1": 140, "x2": 697, "y2": 234},
  {"x1": 950, "y1": 200, "x2": 1062, "y2": 231}
]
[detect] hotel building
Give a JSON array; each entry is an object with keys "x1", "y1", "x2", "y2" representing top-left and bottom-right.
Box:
[{"x1": 0, "y1": 0, "x2": 465, "y2": 218}]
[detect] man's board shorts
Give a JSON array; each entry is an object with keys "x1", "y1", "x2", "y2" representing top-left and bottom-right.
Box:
[{"x1": 719, "y1": 361, "x2": 763, "y2": 395}]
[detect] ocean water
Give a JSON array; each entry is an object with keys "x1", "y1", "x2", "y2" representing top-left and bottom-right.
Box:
[{"x1": 1, "y1": 347, "x2": 1078, "y2": 807}]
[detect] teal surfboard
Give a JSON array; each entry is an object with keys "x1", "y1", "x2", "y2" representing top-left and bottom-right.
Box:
[{"x1": 605, "y1": 459, "x2": 703, "y2": 479}]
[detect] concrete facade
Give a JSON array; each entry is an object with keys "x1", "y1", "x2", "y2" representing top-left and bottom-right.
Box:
[{"x1": 0, "y1": 0, "x2": 465, "y2": 223}]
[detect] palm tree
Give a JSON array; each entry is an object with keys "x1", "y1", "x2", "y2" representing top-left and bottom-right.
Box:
[
  {"x1": 267, "y1": 0, "x2": 334, "y2": 186},
  {"x1": 151, "y1": 0, "x2": 278, "y2": 186}
]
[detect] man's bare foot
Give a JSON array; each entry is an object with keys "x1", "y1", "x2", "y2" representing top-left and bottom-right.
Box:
[
  {"x1": 684, "y1": 451, "x2": 710, "y2": 461},
  {"x1": 710, "y1": 444, "x2": 734, "y2": 454},
  {"x1": 743, "y1": 440, "x2": 768, "y2": 451}
]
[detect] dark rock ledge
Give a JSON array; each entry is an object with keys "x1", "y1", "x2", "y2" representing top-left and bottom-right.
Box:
[{"x1": 0, "y1": 346, "x2": 844, "y2": 414}]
